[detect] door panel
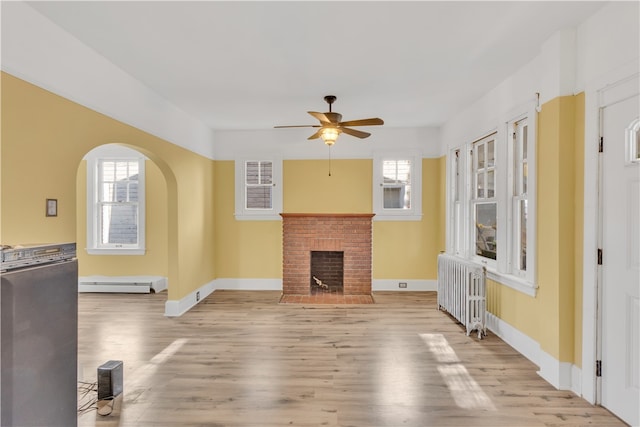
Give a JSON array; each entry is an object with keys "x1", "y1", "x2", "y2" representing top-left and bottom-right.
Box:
[{"x1": 600, "y1": 87, "x2": 640, "y2": 426}]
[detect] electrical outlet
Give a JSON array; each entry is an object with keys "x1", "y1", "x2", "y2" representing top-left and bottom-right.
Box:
[
  {"x1": 196, "y1": 291, "x2": 200, "y2": 301},
  {"x1": 399, "y1": 282, "x2": 407, "y2": 288}
]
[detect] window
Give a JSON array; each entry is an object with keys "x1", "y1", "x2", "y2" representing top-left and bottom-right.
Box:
[
  {"x1": 448, "y1": 104, "x2": 537, "y2": 295},
  {"x1": 245, "y1": 161, "x2": 273, "y2": 209},
  {"x1": 451, "y1": 149, "x2": 465, "y2": 255},
  {"x1": 86, "y1": 145, "x2": 146, "y2": 255},
  {"x1": 511, "y1": 118, "x2": 528, "y2": 275},
  {"x1": 471, "y1": 133, "x2": 497, "y2": 261},
  {"x1": 505, "y1": 112, "x2": 537, "y2": 285},
  {"x1": 373, "y1": 151, "x2": 422, "y2": 220},
  {"x1": 235, "y1": 157, "x2": 282, "y2": 220},
  {"x1": 383, "y1": 160, "x2": 411, "y2": 209},
  {"x1": 627, "y1": 118, "x2": 640, "y2": 164}
]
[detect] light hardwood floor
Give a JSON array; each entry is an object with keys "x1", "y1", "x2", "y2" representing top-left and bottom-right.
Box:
[{"x1": 77, "y1": 291, "x2": 626, "y2": 427}]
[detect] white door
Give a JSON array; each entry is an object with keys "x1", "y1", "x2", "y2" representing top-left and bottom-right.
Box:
[{"x1": 600, "y1": 78, "x2": 640, "y2": 426}]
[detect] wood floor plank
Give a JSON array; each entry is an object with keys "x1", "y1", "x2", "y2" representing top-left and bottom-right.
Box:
[{"x1": 77, "y1": 290, "x2": 625, "y2": 427}]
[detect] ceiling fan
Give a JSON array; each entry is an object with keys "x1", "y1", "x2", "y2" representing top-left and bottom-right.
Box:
[{"x1": 274, "y1": 95, "x2": 384, "y2": 145}]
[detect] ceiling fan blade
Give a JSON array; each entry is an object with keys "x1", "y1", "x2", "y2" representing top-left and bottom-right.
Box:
[
  {"x1": 308, "y1": 111, "x2": 331, "y2": 124},
  {"x1": 338, "y1": 118, "x2": 384, "y2": 127},
  {"x1": 274, "y1": 125, "x2": 321, "y2": 128},
  {"x1": 307, "y1": 129, "x2": 323, "y2": 140},
  {"x1": 341, "y1": 127, "x2": 371, "y2": 139},
  {"x1": 308, "y1": 111, "x2": 342, "y2": 124}
]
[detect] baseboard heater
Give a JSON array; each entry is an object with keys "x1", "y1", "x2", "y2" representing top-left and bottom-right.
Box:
[
  {"x1": 78, "y1": 276, "x2": 167, "y2": 293},
  {"x1": 437, "y1": 253, "x2": 487, "y2": 339}
]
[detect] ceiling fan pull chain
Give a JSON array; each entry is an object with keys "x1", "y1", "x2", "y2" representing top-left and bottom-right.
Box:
[{"x1": 328, "y1": 146, "x2": 332, "y2": 177}]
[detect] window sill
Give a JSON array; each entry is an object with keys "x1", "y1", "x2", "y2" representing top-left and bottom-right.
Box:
[
  {"x1": 486, "y1": 269, "x2": 537, "y2": 297},
  {"x1": 373, "y1": 213, "x2": 423, "y2": 221},
  {"x1": 87, "y1": 248, "x2": 145, "y2": 256}
]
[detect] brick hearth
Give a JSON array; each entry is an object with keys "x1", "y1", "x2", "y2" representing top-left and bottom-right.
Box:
[{"x1": 280, "y1": 213, "x2": 374, "y2": 298}]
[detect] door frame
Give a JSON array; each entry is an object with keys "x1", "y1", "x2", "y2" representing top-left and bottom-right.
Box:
[{"x1": 582, "y1": 60, "x2": 640, "y2": 405}]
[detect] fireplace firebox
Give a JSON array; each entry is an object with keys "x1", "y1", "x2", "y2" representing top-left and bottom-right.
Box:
[{"x1": 310, "y1": 251, "x2": 344, "y2": 294}]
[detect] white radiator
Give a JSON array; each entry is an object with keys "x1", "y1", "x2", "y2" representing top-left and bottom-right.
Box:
[{"x1": 437, "y1": 254, "x2": 487, "y2": 339}]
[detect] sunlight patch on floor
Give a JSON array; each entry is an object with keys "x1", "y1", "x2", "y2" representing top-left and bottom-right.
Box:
[
  {"x1": 420, "y1": 333, "x2": 496, "y2": 411},
  {"x1": 130, "y1": 338, "x2": 189, "y2": 387}
]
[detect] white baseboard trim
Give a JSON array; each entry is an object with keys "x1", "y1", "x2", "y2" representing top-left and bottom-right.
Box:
[
  {"x1": 212, "y1": 278, "x2": 282, "y2": 291},
  {"x1": 372, "y1": 279, "x2": 437, "y2": 291},
  {"x1": 571, "y1": 364, "x2": 582, "y2": 396},
  {"x1": 164, "y1": 280, "x2": 216, "y2": 317},
  {"x1": 538, "y1": 350, "x2": 573, "y2": 391},
  {"x1": 164, "y1": 278, "x2": 281, "y2": 317},
  {"x1": 486, "y1": 312, "x2": 578, "y2": 394},
  {"x1": 486, "y1": 312, "x2": 541, "y2": 366},
  {"x1": 79, "y1": 275, "x2": 167, "y2": 293}
]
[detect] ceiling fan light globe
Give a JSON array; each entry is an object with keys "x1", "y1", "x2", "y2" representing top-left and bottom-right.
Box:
[{"x1": 320, "y1": 127, "x2": 341, "y2": 146}]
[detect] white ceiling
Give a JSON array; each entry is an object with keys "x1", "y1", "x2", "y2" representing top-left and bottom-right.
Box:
[{"x1": 26, "y1": 1, "x2": 605, "y2": 131}]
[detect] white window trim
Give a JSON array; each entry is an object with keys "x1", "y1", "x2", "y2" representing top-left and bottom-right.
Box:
[
  {"x1": 448, "y1": 147, "x2": 467, "y2": 257},
  {"x1": 85, "y1": 145, "x2": 146, "y2": 255},
  {"x1": 373, "y1": 150, "x2": 422, "y2": 221},
  {"x1": 234, "y1": 155, "x2": 282, "y2": 221}
]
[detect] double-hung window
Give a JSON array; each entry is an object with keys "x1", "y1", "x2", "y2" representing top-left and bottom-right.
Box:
[
  {"x1": 505, "y1": 112, "x2": 536, "y2": 285},
  {"x1": 450, "y1": 149, "x2": 465, "y2": 256},
  {"x1": 511, "y1": 118, "x2": 528, "y2": 275},
  {"x1": 86, "y1": 145, "x2": 146, "y2": 255},
  {"x1": 471, "y1": 133, "x2": 497, "y2": 262},
  {"x1": 235, "y1": 157, "x2": 282, "y2": 220},
  {"x1": 373, "y1": 151, "x2": 422, "y2": 220}
]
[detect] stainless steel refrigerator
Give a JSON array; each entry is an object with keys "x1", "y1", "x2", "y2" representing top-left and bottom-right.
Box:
[{"x1": 1, "y1": 244, "x2": 78, "y2": 427}]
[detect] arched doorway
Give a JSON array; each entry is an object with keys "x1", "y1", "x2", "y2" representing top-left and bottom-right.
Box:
[{"x1": 75, "y1": 143, "x2": 176, "y2": 297}]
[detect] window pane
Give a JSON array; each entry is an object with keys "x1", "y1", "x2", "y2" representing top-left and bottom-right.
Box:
[
  {"x1": 114, "y1": 182, "x2": 128, "y2": 202},
  {"x1": 384, "y1": 186, "x2": 410, "y2": 209},
  {"x1": 477, "y1": 144, "x2": 485, "y2": 169},
  {"x1": 522, "y1": 161, "x2": 528, "y2": 194},
  {"x1": 246, "y1": 186, "x2": 272, "y2": 209},
  {"x1": 101, "y1": 183, "x2": 114, "y2": 202},
  {"x1": 454, "y1": 151, "x2": 460, "y2": 202},
  {"x1": 383, "y1": 160, "x2": 411, "y2": 184},
  {"x1": 476, "y1": 172, "x2": 484, "y2": 198},
  {"x1": 487, "y1": 170, "x2": 495, "y2": 198},
  {"x1": 475, "y1": 203, "x2": 497, "y2": 260},
  {"x1": 487, "y1": 140, "x2": 495, "y2": 167},
  {"x1": 129, "y1": 181, "x2": 139, "y2": 202},
  {"x1": 519, "y1": 199, "x2": 528, "y2": 271},
  {"x1": 246, "y1": 161, "x2": 259, "y2": 185},
  {"x1": 260, "y1": 162, "x2": 273, "y2": 185},
  {"x1": 522, "y1": 125, "x2": 528, "y2": 160},
  {"x1": 100, "y1": 204, "x2": 138, "y2": 245}
]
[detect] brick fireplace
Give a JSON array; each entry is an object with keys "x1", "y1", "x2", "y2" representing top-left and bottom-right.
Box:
[{"x1": 280, "y1": 213, "x2": 374, "y2": 297}]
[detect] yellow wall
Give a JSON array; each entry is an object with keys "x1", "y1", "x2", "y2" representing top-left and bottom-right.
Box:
[
  {"x1": 486, "y1": 94, "x2": 585, "y2": 365},
  {"x1": 75, "y1": 159, "x2": 168, "y2": 277},
  {"x1": 1, "y1": 72, "x2": 215, "y2": 301},
  {"x1": 214, "y1": 161, "x2": 282, "y2": 278},
  {"x1": 374, "y1": 158, "x2": 445, "y2": 279},
  {"x1": 212, "y1": 158, "x2": 445, "y2": 281},
  {"x1": 284, "y1": 159, "x2": 372, "y2": 213}
]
